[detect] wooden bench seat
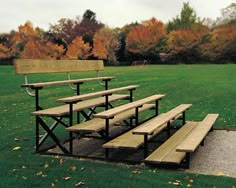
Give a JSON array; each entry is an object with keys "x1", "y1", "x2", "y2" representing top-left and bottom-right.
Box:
[
  {"x1": 94, "y1": 94, "x2": 165, "y2": 119},
  {"x1": 103, "y1": 104, "x2": 191, "y2": 158},
  {"x1": 22, "y1": 76, "x2": 114, "y2": 88},
  {"x1": 145, "y1": 121, "x2": 197, "y2": 164},
  {"x1": 31, "y1": 94, "x2": 129, "y2": 117},
  {"x1": 145, "y1": 114, "x2": 219, "y2": 168},
  {"x1": 57, "y1": 85, "x2": 139, "y2": 103},
  {"x1": 132, "y1": 104, "x2": 192, "y2": 135},
  {"x1": 103, "y1": 113, "x2": 183, "y2": 149},
  {"x1": 103, "y1": 114, "x2": 166, "y2": 149},
  {"x1": 66, "y1": 104, "x2": 155, "y2": 133},
  {"x1": 176, "y1": 114, "x2": 219, "y2": 153}
]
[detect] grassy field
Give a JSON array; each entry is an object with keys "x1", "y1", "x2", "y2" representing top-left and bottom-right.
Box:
[{"x1": 0, "y1": 64, "x2": 236, "y2": 187}]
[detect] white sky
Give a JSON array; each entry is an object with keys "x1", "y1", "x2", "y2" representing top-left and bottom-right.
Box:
[{"x1": 0, "y1": 0, "x2": 234, "y2": 33}]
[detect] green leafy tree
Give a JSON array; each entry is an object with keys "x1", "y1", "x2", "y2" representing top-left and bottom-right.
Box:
[{"x1": 167, "y1": 2, "x2": 198, "y2": 32}]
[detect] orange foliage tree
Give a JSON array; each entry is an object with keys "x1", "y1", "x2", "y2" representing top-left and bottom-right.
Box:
[
  {"x1": 9, "y1": 21, "x2": 65, "y2": 59},
  {"x1": 126, "y1": 18, "x2": 165, "y2": 59},
  {"x1": 10, "y1": 21, "x2": 39, "y2": 57},
  {"x1": 198, "y1": 24, "x2": 236, "y2": 61},
  {"x1": 65, "y1": 36, "x2": 91, "y2": 59},
  {"x1": 93, "y1": 27, "x2": 120, "y2": 63},
  {"x1": 21, "y1": 39, "x2": 65, "y2": 59},
  {"x1": 166, "y1": 24, "x2": 209, "y2": 61}
]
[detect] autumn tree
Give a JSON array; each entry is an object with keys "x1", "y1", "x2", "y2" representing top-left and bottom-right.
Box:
[
  {"x1": 20, "y1": 38, "x2": 64, "y2": 59},
  {"x1": 65, "y1": 36, "x2": 91, "y2": 59},
  {"x1": 9, "y1": 21, "x2": 48, "y2": 58},
  {"x1": 93, "y1": 27, "x2": 120, "y2": 64},
  {"x1": 166, "y1": 23, "x2": 209, "y2": 62},
  {"x1": 126, "y1": 18, "x2": 165, "y2": 60},
  {"x1": 116, "y1": 22, "x2": 140, "y2": 62},
  {"x1": 198, "y1": 24, "x2": 236, "y2": 61},
  {"x1": 49, "y1": 18, "x2": 75, "y2": 45},
  {"x1": 74, "y1": 9, "x2": 104, "y2": 44},
  {"x1": 49, "y1": 10, "x2": 104, "y2": 47}
]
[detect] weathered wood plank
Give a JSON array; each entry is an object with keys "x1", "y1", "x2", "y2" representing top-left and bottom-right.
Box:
[
  {"x1": 103, "y1": 114, "x2": 166, "y2": 149},
  {"x1": 94, "y1": 94, "x2": 165, "y2": 119},
  {"x1": 14, "y1": 59, "x2": 104, "y2": 74},
  {"x1": 32, "y1": 94, "x2": 129, "y2": 116},
  {"x1": 66, "y1": 104, "x2": 155, "y2": 133},
  {"x1": 176, "y1": 114, "x2": 219, "y2": 152},
  {"x1": 145, "y1": 121, "x2": 198, "y2": 164},
  {"x1": 57, "y1": 85, "x2": 139, "y2": 103},
  {"x1": 133, "y1": 104, "x2": 192, "y2": 135},
  {"x1": 21, "y1": 77, "x2": 114, "y2": 88}
]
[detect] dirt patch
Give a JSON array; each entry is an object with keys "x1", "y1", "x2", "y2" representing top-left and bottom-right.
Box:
[{"x1": 185, "y1": 130, "x2": 236, "y2": 178}]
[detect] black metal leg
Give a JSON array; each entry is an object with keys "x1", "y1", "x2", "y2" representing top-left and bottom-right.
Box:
[
  {"x1": 105, "y1": 148, "x2": 109, "y2": 159},
  {"x1": 36, "y1": 116, "x2": 40, "y2": 153},
  {"x1": 38, "y1": 117, "x2": 70, "y2": 154},
  {"x1": 34, "y1": 87, "x2": 42, "y2": 111},
  {"x1": 144, "y1": 134, "x2": 148, "y2": 158},
  {"x1": 185, "y1": 153, "x2": 190, "y2": 168},
  {"x1": 105, "y1": 118, "x2": 110, "y2": 139},
  {"x1": 37, "y1": 117, "x2": 63, "y2": 148},
  {"x1": 105, "y1": 95, "x2": 109, "y2": 110},
  {"x1": 182, "y1": 111, "x2": 186, "y2": 125},
  {"x1": 75, "y1": 83, "x2": 82, "y2": 124},
  {"x1": 155, "y1": 100, "x2": 159, "y2": 116},
  {"x1": 69, "y1": 103, "x2": 73, "y2": 154},
  {"x1": 135, "y1": 107, "x2": 139, "y2": 126},
  {"x1": 200, "y1": 139, "x2": 205, "y2": 146},
  {"x1": 129, "y1": 89, "x2": 134, "y2": 102},
  {"x1": 104, "y1": 80, "x2": 109, "y2": 90},
  {"x1": 167, "y1": 121, "x2": 171, "y2": 137}
]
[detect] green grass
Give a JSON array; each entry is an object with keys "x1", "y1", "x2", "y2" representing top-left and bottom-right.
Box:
[{"x1": 0, "y1": 65, "x2": 236, "y2": 187}]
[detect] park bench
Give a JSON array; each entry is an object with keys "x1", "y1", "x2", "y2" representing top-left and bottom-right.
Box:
[
  {"x1": 103, "y1": 104, "x2": 192, "y2": 158},
  {"x1": 145, "y1": 114, "x2": 219, "y2": 168},
  {"x1": 32, "y1": 85, "x2": 139, "y2": 154},
  {"x1": 14, "y1": 59, "x2": 138, "y2": 154},
  {"x1": 66, "y1": 94, "x2": 165, "y2": 154}
]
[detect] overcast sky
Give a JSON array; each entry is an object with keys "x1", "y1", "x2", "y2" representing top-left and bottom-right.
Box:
[{"x1": 0, "y1": 0, "x2": 234, "y2": 33}]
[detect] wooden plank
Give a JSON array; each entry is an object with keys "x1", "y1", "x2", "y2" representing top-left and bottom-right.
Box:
[
  {"x1": 94, "y1": 94, "x2": 165, "y2": 119},
  {"x1": 103, "y1": 114, "x2": 166, "y2": 149},
  {"x1": 21, "y1": 77, "x2": 114, "y2": 88},
  {"x1": 57, "y1": 85, "x2": 139, "y2": 103},
  {"x1": 103, "y1": 130, "x2": 144, "y2": 149},
  {"x1": 14, "y1": 59, "x2": 104, "y2": 74},
  {"x1": 160, "y1": 150, "x2": 186, "y2": 164},
  {"x1": 66, "y1": 104, "x2": 155, "y2": 133},
  {"x1": 176, "y1": 114, "x2": 219, "y2": 152},
  {"x1": 145, "y1": 121, "x2": 198, "y2": 164},
  {"x1": 133, "y1": 104, "x2": 192, "y2": 135},
  {"x1": 32, "y1": 94, "x2": 129, "y2": 116}
]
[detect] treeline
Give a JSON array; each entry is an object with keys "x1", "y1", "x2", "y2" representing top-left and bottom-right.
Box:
[{"x1": 0, "y1": 3, "x2": 235, "y2": 65}]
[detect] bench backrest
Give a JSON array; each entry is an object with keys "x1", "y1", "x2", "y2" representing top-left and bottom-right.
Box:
[{"x1": 14, "y1": 59, "x2": 104, "y2": 74}]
